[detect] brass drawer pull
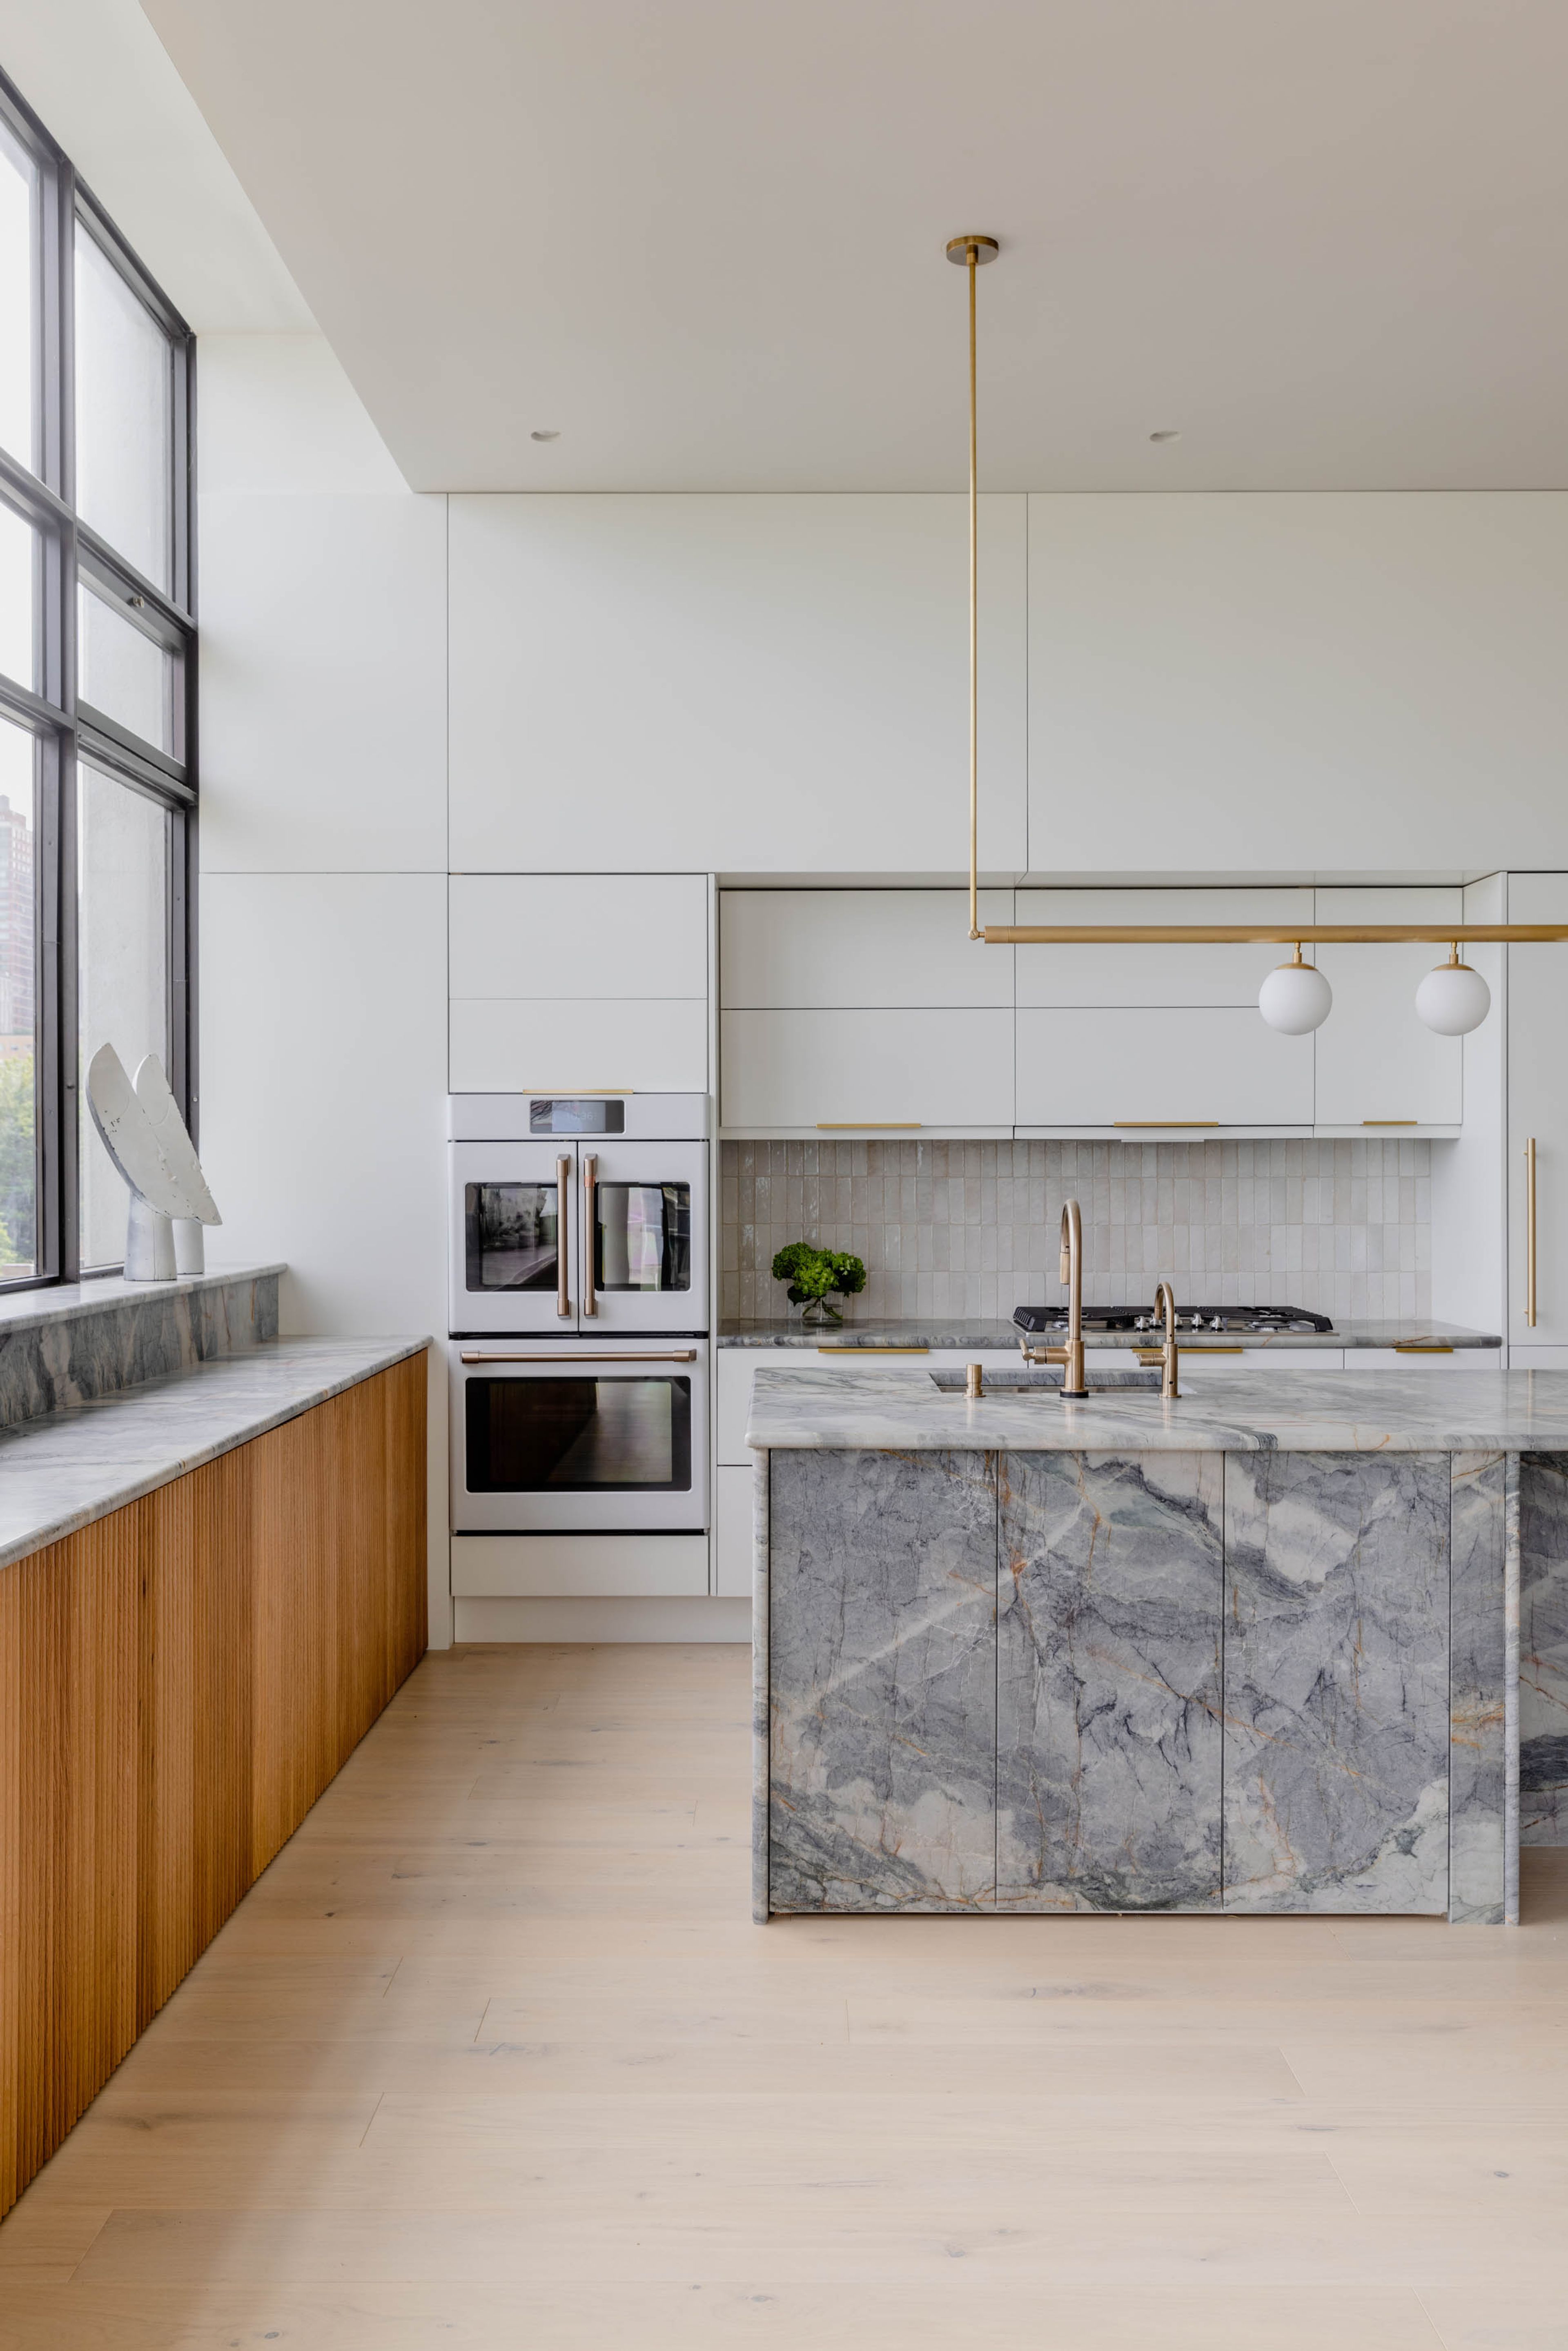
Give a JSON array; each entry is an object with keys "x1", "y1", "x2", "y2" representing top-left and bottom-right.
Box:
[
  {"x1": 1363, "y1": 1120, "x2": 1418, "y2": 1127},
  {"x1": 1394, "y1": 1343, "x2": 1453, "y2": 1354},
  {"x1": 1526, "y1": 1136, "x2": 1538, "y2": 1328},
  {"x1": 817, "y1": 1345, "x2": 929, "y2": 1354}
]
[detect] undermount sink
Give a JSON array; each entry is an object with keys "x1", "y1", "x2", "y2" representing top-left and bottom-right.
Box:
[{"x1": 928, "y1": 1367, "x2": 1161, "y2": 1394}]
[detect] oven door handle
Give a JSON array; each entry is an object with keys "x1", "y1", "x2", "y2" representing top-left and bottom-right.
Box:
[
  {"x1": 582, "y1": 1153, "x2": 597, "y2": 1318},
  {"x1": 555, "y1": 1154, "x2": 572, "y2": 1319},
  {"x1": 460, "y1": 1349, "x2": 699, "y2": 1364}
]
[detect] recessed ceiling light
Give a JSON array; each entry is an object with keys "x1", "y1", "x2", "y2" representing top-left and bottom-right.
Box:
[
  {"x1": 1149, "y1": 429, "x2": 1180, "y2": 443},
  {"x1": 530, "y1": 428, "x2": 560, "y2": 442}
]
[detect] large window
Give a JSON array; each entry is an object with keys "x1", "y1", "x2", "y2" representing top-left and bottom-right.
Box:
[{"x1": 0, "y1": 69, "x2": 194, "y2": 1285}]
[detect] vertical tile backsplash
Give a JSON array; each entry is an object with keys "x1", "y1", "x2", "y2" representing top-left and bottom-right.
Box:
[{"x1": 720, "y1": 1137, "x2": 1431, "y2": 1324}]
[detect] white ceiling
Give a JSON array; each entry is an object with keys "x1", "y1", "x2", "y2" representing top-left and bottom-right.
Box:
[
  {"x1": 134, "y1": 0, "x2": 1568, "y2": 492},
  {"x1": 0, "y1": 0, "x2": 311, "y2": 333}
]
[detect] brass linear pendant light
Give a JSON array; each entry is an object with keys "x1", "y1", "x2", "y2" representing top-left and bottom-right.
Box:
[{"x1": 946, "y1": 232, "x2": 1568, "y2": 1035}]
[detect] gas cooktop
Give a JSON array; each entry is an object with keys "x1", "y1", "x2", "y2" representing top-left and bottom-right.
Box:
[{"x1": 1013, "y1": 1304, "x2": 1335, "y2": 1336}]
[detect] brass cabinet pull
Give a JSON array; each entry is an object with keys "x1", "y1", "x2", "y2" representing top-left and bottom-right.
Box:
[
  {"x1": 1394, "y1": 1343, "x2": 1454, "y2": 1354},
  {"x1": 555, "y1": 1154, "x2": 572, "y2": 1318},
  {"x1": 582, "y1": 1153, "x2": 597, "y2": 1318},
  {"x1": 1363, "y1": 1120, "x2": 1418, "y2": 1127},
  {"x1": 1526, "y1": 1136, "x2": 1538, "y2": 1328}
]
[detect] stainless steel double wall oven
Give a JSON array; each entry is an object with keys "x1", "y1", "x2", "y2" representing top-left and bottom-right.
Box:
[{"x1": 448, "y1": 1095, "x2": 709, "y2": 1535}]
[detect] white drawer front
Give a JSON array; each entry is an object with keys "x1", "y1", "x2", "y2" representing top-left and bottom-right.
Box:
[
  {"x1": 450, "y1": 1533, "x2": 710, "y2": 1597},
  {"x1": 722, "y1": 1008, "x2": 1014, "y2": 1129},
  {"x1": 721, "y1": 888, "x2": 1014, "y2": 1009},
  {"x1": 1015, "y1": 887, "x2": 1315, "y2": 1008},
  {"x1": 1348, "y1": 1348, "x2": 1503, "y2": 1371},
  {"x1": 1016, "y1": 1007, "x2": 1313, "y2": 1127},
  {"x1": 713, "y1": 1466, "x2": 756, "y2": 1599}
]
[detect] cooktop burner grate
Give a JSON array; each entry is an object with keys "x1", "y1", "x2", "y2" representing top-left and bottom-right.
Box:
[{"x1": 1012, "y1": 1304, "x2": 1334, "y2": 1336}]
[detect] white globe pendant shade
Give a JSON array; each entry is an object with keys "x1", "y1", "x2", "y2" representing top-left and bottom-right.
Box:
[
  {"x1": 1415, "y1": 955, "x2": 1490, "y2": 1037},
  {"x1": 1259, "y1": 956, "x2": 1333, "y2": 1035}
]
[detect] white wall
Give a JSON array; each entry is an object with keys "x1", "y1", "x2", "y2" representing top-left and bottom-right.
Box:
[{"x1": 197, "y1": 334, "x2": 452, "y2": 1646}]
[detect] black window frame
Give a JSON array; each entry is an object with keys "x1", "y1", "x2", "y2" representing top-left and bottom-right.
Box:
[{"x1": 0, "y1": 63, "x2": 195, "y2": 1288}]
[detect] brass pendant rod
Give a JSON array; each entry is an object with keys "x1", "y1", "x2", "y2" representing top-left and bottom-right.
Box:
[
  {"x1": 967, "y1": 240, "x2": 979, "y2": 941},
  {"x1": 982, "y1": 924, "x2": 1568, "y2": 945},
  {"x1": 948, "y1": 232, "x2": 998, "y2": 941}
]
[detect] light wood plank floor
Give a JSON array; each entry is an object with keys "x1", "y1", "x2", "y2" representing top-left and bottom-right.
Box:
[{"x1": 1, "y1": 1641, "x2": 1565, "y2": 2350}]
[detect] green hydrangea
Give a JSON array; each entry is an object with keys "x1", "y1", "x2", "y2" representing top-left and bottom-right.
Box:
[{"x1": 770, "y1": 1242, "x2": 868, "y2": 1305}]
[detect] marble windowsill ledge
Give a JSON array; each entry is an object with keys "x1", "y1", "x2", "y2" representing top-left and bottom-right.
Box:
[
  {"x1": 0, "y1": 1334, "x2": 429, "y2": 1571},
  {"x1": 746, "y1": 1363, "x2": 1568, "y2": 1454},
  {"x1": 719, "y1": 1316, "x2": 1501, "y2": 1350},
  {"x1": 0, "y1": 1262, "x2": 285, "y2": 1428}
]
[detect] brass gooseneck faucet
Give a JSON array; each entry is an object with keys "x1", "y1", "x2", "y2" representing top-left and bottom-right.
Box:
[{"x1": 1019, "y1": 1199, "x2": 1089, "y2": 1401}]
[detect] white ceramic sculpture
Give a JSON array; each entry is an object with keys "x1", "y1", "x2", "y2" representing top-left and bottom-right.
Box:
[
  {"x1": 85, "y1": 1044, "x2": 222, "y2": 1282},
  {"x1": 134, "y1": 1054, "x2": 222, "y2": 1274}
]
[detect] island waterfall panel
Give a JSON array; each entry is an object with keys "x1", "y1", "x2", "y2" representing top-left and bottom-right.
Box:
[
  {"x1": 1222, "y1": 1453, "x2": 1452, "y2": 1914},
  {"x1": 0, "y1": 1358, "x2": 426, "y2": 2220},
  {"x1": 996, "y1": 1452, "x2": 1223, "y2": 1912},
  {"x1": 1519, "y1": 1453, "x2": 1568, "y2": 1843},
  {"x1": 1450, "y1": 1452, "x2": 1513, "y2": 1925},
  {"x1": 768, "y1": 1448, "x2": 997, "y2": 1911}
]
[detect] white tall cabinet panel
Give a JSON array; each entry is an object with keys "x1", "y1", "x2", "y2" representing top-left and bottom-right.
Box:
[
  {"x1": 1509, "y1": 875, "x2": 1568, "y2": 1344},
  {"x1": 1016, "y1": 1008, "x2": 1313, "y2": 1129},
  {"x1": 1015, "y1": 888, "x2": 1315, "y2": 1006},
  {"x1": 1313, "y1": 888, "x2": 1464, "y2": 1130},
  {"x1": 449, "y1": 495, "x2": 1027, "y2": 874},
  {"x1": 723, "y1": 1009, "x2": 1014, "y2": 1132},
  {"x1": 722, "y1": 890, "x2": 1013, "y2": 1008}
]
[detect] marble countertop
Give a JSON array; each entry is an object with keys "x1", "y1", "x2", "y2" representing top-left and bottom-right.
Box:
[
  {"x1": 745, "y1": 1362, "x2": 1568, "y2": 1454},
  {"x1": 719, "y1": 1315, "x2": 1501, "y2": 1351},
  {"x1": 0, "y1": 1261, "x2": 287, "y2": 1341},
  {"x1": 0, "y1": 1334, "x2": 428, "y2": 1571}
]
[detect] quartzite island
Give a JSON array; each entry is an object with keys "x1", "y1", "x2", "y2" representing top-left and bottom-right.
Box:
[{"x1": 748, "y1": 1364, "x2": 1568, "y2": 1926}]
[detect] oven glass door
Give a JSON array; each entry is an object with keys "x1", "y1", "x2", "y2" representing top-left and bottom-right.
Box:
[
  {"x1": 580, "y1": 1140, "x2": 708, "y2": 1331},
  {"x1": 453, "y1": 1346, "x2": 708, "y2": 1531},
  {"x1": 450, "y1": 1142, "x2": 579, "y2": 1334}
]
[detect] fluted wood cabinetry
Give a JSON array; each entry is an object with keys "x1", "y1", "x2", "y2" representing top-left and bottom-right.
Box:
[{"x1": 0, "y1": 1356, "x2": 427, "y2": 2218}]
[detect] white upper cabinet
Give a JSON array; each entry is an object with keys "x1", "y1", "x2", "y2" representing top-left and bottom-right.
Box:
[
  {"x1": 721, "y1": 890, "x2": 1013, "y2": 1009},
  {"x1": 450, "y1": 874, "x2": 708, "y2": 1000},
  {"x1": 449, "y1": 873, "x2": 708, "y2": 1095},
  {"x1": 722, "y1": 1009, "x2": 1013, "y2": 1132},
  {"x1": 448, "y1": 495, "x2": 1027, "y2": 876},
  {"x1": 1508, "y1": 874, "x2": 1568, "y2": 1344},
  {"x1": 1014, "y1": 886, "x2": 1315, "y2": 1006},
  {"x1": 1313, "y1": 888, "x2": 1463, "y2": 1130},
  {"x1": 1016, "y1": 1007, "x2": 1313, "y2": 1129}
]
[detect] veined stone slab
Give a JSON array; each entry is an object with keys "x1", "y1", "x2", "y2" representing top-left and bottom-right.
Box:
[
  {"x1": 1450, "y1": 1452, "x2": 1510, "y2": 1922},
  {"x1": 1223, "y1": 1453, "x2": 1450, "y2": 1914},
  {"x1": 996, "y1": 1450, "x2": 1223, "y2": 1912},
  {"x1": 768, "y1": 1447, "x2": 997, "y2": 1913},
  {"x1": 1519, "y1": 1453, "x2": 1568, "y2": 1846}
]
